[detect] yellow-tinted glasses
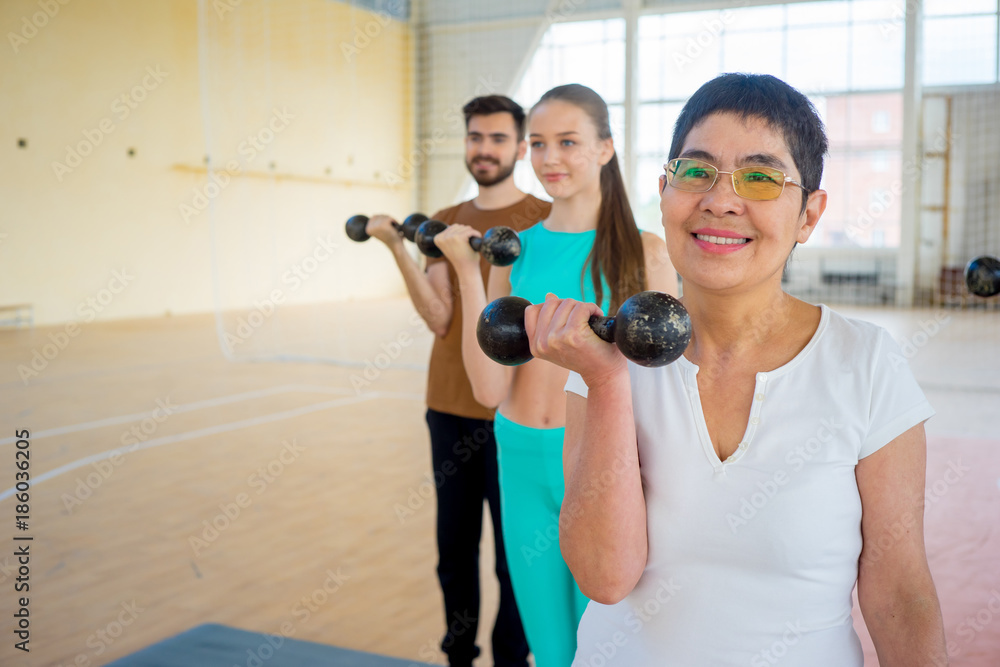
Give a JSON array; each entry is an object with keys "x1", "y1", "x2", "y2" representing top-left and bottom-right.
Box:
[{"x1": 663, "y1": 157, "x2": 806, "y2": 201}]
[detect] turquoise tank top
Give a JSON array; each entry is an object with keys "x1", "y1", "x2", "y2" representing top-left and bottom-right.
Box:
[{"x1": 508, "y1": 221, "x2": 612, "y2": 313}]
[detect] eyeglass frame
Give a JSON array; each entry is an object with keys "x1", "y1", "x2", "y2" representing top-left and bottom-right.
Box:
[{"x1": 661, "y1": 157, "x2": 808, "y2": 201}]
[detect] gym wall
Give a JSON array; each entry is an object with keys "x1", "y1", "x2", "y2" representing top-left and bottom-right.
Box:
[
  {"x1": 416, "y1": 0, "x2": 620, "y2": 214},
  {"x1": 1, "y1": 0, "x2": 415, "y2": 326}
]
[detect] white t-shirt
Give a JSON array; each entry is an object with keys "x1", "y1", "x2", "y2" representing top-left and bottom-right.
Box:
[{"x1": 564, "y1": 305, "x2": 934, "y2": 667}]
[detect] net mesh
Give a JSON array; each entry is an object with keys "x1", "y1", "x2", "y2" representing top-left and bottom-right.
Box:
[{"x1": 197, "y1": 0, "x2": 1000, "y2": 375}]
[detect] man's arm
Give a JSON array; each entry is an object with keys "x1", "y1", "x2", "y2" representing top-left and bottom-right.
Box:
[
  {"x1": 434, "y1": 224, "x2": 515, "y2": 409},
  {"x1": 367, "y1": 215, "x2": 452, "y2": 337},
  {"x1": 856, "y1": 422, "x2": 948, "y2": 666}
]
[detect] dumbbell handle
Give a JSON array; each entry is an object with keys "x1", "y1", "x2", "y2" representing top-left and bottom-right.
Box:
[
  {"x1": 587, "y1": 315, "x2": 616, "y2": 344},
  {"x1": 346, "y1": 213, "x2": 426, "y2": 244},
  {"x1": 416, "y1": 220, "x2": 520, "y2": 267}
]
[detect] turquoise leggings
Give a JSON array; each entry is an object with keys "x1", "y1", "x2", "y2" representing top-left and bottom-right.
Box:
[{"x1": 493, "y1": 412, "x2": 589, "y2": 667}]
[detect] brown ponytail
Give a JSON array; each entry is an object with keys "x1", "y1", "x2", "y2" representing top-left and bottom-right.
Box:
[
  {"x1": 532, "y1": 84, "x2": 646, "y2": 312},
  {"x1": 594, "y1": 152, "x2": 645, "y2": 312}
]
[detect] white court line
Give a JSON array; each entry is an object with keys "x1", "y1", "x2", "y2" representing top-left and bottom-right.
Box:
[
  {"x1": 0, "y1": 389, "x2": 421, "y2": 501},
  {"x1": 0, "y1": 384, "x2": 358, "y2": 445}
]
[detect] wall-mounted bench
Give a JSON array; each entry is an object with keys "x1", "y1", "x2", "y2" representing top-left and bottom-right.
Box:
[{"x1": 0, "y1": 303, "x2": 34, "y2": 328}]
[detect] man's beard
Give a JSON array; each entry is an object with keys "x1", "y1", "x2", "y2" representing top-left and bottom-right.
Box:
[{"x1": 467, "y1": 157, "x2": 516, "y2": 187}]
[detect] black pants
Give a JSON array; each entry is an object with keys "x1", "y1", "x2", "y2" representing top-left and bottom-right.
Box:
[{"x1": 425, "y1": 408, "x2": 529, "y2": 667}]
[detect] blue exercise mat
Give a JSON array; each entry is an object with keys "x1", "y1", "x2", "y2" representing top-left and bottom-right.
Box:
[{"x1": 106, "y1": 623, "x2": 437, "y2": 666}]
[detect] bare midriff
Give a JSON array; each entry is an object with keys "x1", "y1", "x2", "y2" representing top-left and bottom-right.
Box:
[{"x1": 499, "y1": 357, "x2": 571, "y2": 429}]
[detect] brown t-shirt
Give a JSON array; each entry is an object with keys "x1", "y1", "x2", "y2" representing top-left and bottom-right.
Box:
[{"x1": 425, "y1": 195, "x2": 551, "y2": 420}]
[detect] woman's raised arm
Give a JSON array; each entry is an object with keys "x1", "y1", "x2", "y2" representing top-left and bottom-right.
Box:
[{"x1": 526, "y1": 296, "x2": 648, "y2": 602}]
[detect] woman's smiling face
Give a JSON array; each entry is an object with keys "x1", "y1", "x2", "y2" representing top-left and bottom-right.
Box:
[{"x1": 660, "y1": 112, "x2": 826, "y2": 296}]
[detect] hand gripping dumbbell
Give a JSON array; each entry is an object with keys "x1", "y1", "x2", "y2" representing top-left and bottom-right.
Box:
[
  {"x1": 414, "y1": 219, "x2": 521, "y2": 267},
  {"x1": 965, "y1": 255, "x2": 1000, "y2": 298},
  {"x1": 477, "y1": 291, "x2": 692, "y2": 367},
  {"x1": 345, "y1": 213, "x2": 428, "y2": 243}
]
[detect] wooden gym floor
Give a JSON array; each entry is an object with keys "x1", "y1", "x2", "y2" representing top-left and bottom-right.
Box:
[{"x1": 0, "y1": 297, "x2": 998, "y2": 666}]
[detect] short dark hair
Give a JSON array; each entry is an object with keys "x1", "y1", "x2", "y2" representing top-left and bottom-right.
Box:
[
  {"x1": 668, "y1": 73, "x2": 828, "y2": 212},
  {"x1": 463, "y1": 95, "x2": 526, "y2": 139}
]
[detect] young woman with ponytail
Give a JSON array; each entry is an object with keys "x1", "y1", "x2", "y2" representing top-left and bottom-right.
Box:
[{"x1": 435, "y1": 83, "x2": 677, "y2": 666}]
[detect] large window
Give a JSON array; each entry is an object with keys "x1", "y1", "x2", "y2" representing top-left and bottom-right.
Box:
[
  {"x1": 461, "y1": 19, "x2": 625, "y2": 203},
  {"x1": 499, "y1": 0, "x2": 999, "y2": 247},
  {"x1": 513, "y1": 19, "x2": 626, "y2": 202},
  {"x1": 636, "y1": 1, "x2": 906, "y2": 246},
  {"x1": 923, "y1": 0, "x2": 999, "y2": 86}
]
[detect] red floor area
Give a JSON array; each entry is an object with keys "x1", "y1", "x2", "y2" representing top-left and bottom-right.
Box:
[{"x1": 852, "y1": 436, "x2": 1000, "y2": 666}]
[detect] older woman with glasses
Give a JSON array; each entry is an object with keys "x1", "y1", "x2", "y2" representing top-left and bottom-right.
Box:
[{"x1": 524, "y1": 73, "x2": 948, "y2": 666}]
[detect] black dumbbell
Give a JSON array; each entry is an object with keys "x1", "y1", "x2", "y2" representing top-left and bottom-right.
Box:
[
  {"x1": 477, "y1": 291, "x2": 692, "y2": 368},
  {"x1": 345, "y1": 213, "x2": 428, "y2": 243},
  {"x1": 965, "y1": 255, "x2": 1000, "y2": 298},
  {"x1": 414, "y1": 219, "x2": 521, "y2": 267}
]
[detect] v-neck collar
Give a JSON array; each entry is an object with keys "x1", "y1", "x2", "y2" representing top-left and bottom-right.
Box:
[{"x1": 673, "y1": 305, "x2": 830, "y2": 476}]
